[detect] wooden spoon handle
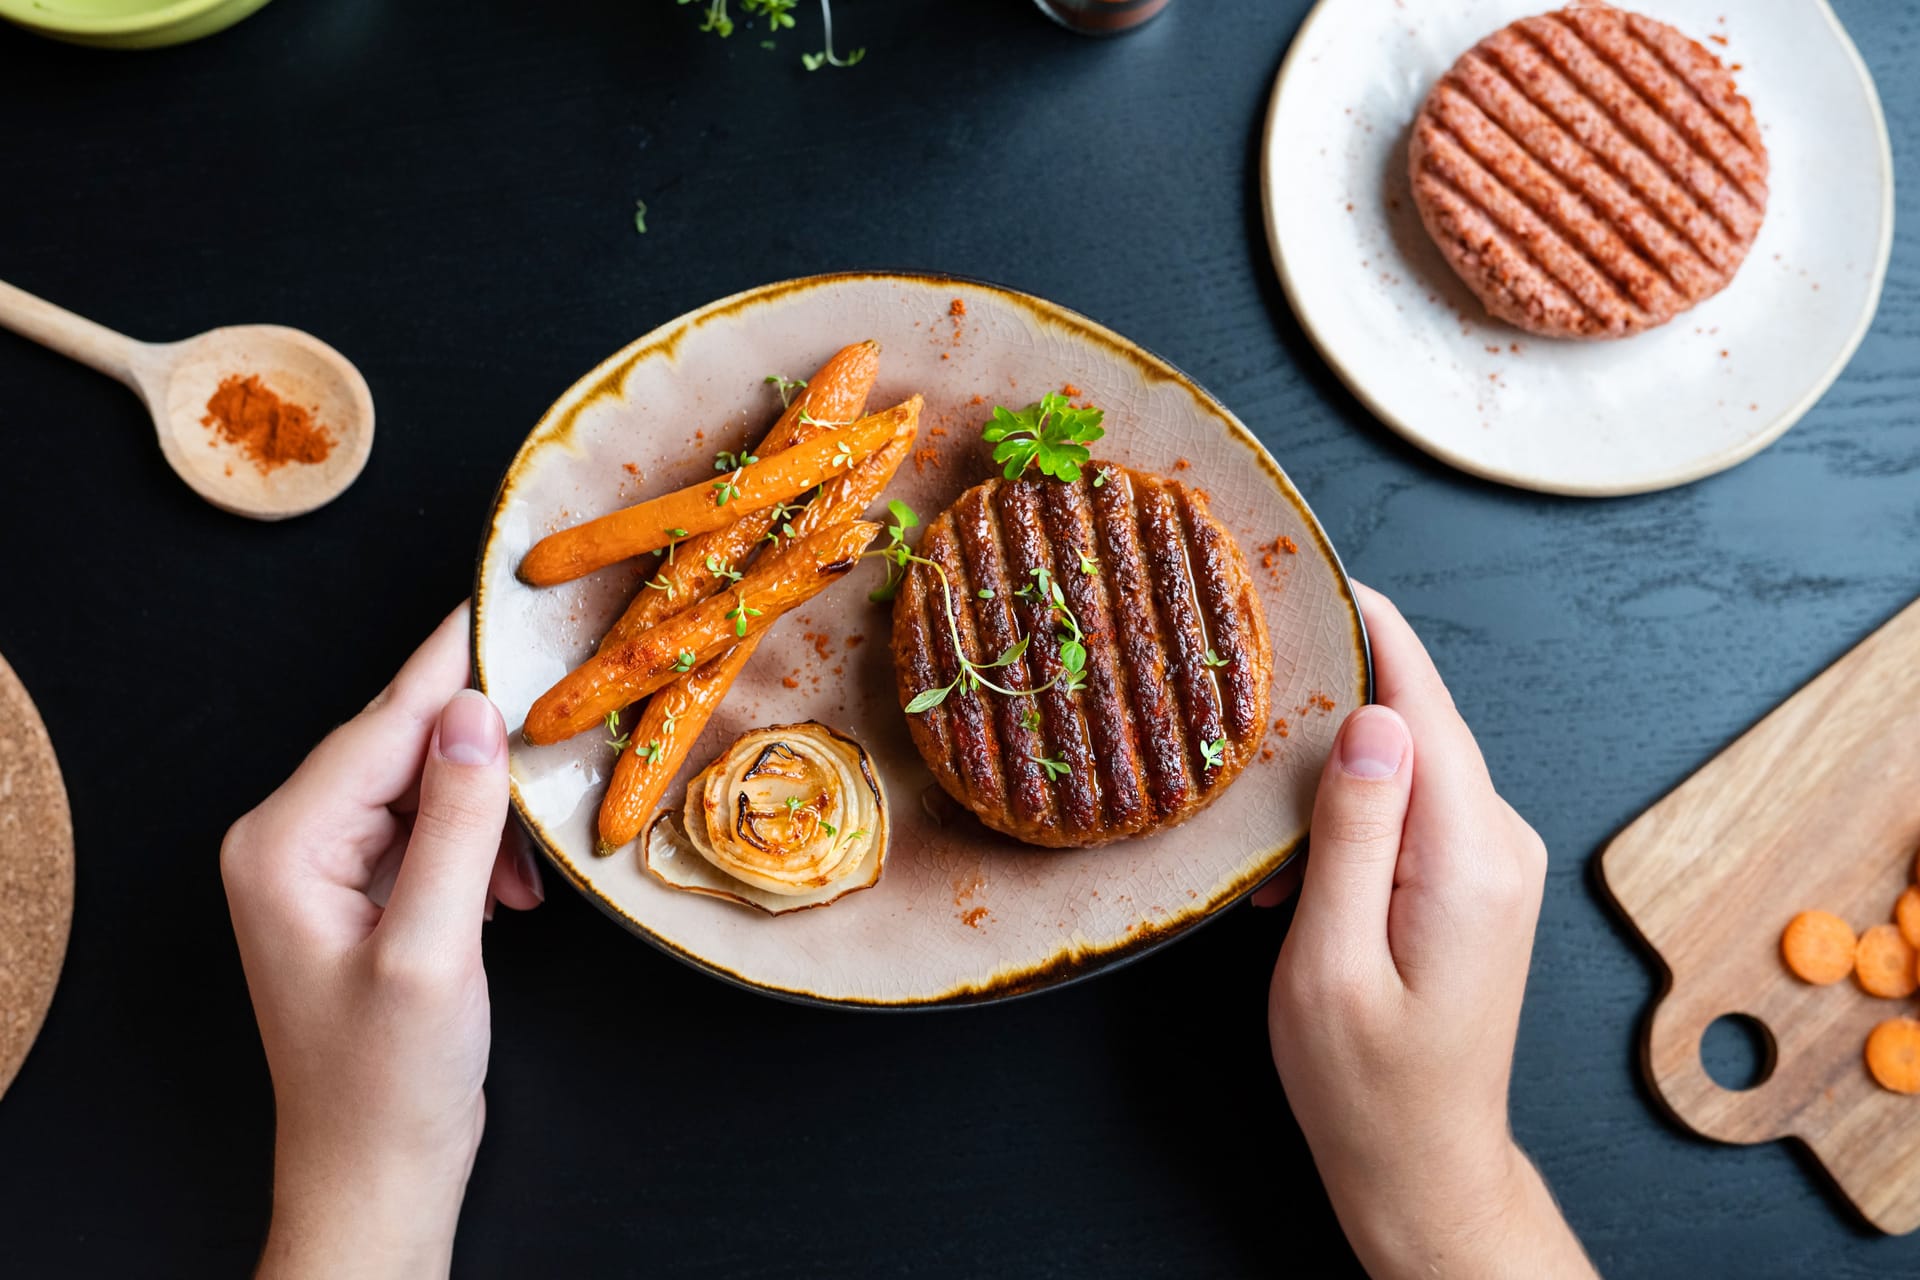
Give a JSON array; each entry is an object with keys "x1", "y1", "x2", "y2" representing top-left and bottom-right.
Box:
[{"x1": 0, "y1": 277, "x2": 145, "y2": 386}]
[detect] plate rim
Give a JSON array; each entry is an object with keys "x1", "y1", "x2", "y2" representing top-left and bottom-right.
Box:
[
  {"x1": 472, "y1": 268, "x2": 1373, "y2": 1010},
  {"x1": 1260, "y1": 0, "x2": 1897, "y2": 498}
]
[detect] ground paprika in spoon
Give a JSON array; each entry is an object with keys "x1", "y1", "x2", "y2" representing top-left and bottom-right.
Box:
[{"x1": 200, "y1": 373, "x2": 335, "y2": 473}]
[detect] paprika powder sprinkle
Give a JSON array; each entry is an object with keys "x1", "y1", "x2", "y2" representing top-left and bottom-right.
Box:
[{"x1": 201, "y1": 374, "x2": 335, "y2": 473}]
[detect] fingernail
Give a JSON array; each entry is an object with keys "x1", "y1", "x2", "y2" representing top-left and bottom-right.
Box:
[
  {"x1": 438, "y1": 690, "x2": 503, "y2": 766},
  {"x1": 515, "y1": 837, "x2": 545, "y2": 903},
  {"x1": 484, "y1": 894, "x2": 496, "y2": 923},
  {"x1": 1339, "y1": 706, "x2": 1407, "y2": 779}
]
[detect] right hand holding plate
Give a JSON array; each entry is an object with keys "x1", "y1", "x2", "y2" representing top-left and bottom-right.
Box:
[{"x1": 1265, "y1": 584, "x2": 1596, "y2": 1280}]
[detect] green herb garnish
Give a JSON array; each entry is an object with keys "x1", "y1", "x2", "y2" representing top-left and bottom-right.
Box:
[
  {"x1": 1032, "y1": 755, "x2": 1070, "y2": 781},
  {"x1": 1200, "y1": 737, "x2": 1227, "y2": 770},
  {"x1": 764, "y1": 373, "x2": 807, "y2": 407},
  {"x1": 981, "y1": 392, "x2": 1105, "y2": 483},
  {"x1": 673, "y1": 649, "x2": 698, "y2": 672},
  {"x1": 726, "y1": 592, "x2": 763, "y2": 637}
]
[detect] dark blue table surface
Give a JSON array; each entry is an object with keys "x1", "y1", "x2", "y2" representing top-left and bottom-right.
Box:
[{"x1": 0, "y1": 1, "x2": 1914, "y2": 1275}]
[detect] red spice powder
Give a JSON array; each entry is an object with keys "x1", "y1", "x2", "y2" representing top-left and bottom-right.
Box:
[
  {"x1": 1275, "y1": 718, "x2": 1291, "y2": 739},
  {"x1": 914, "y1": 446, "x2": 942, "y2": 472},
  {"x1": 929, "y1": 427, "x2": 948, "y2": 437},
  {"x1": 961, "y1": 907, "x2": 988, "y2": 929},
  {"x1": 969, "y1": 394, "x2": 985, "y2": 405},
  {"x1": 950, "y1": 298, "x2": 967, "y2": 317},
  {"x1": 1277, "y1": 535, "x2": 1298, "y2": 555},
  {"x1": 846, "y1": 634, "x2": 864, "y2": 649},
  {"x1": 1173, "y1": 458, "x2": 1191, "y2": 471},
  {"x1": 201, "y1": 374, "x2": 335, "y2": 473},
  {"x1": 782, "y1": 676, "x2": 800, "y2": 689},
  {"x1": 1060, "y1": 382, "x2": 1082, "y2": 398},
  {"x1": 1708, "y1": 33, "x2": 1728, "y2": 45},
  {"x1": 623, "y1": 462, "x2": 641, "y2": 476}
]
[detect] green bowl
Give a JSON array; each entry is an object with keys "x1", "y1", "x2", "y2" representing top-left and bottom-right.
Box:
[{"x1": 0, "y1": 0, "x2": 273, "y2": 48}]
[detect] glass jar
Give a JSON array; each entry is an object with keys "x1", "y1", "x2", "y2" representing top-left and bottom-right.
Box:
[{"x1": 1032, "y1": 0, "x2": 1171, "y2": 36}]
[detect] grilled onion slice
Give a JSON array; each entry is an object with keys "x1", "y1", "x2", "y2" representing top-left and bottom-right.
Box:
[{"x1": 643, "y1": 722, "x2": 888, "y2": 915}]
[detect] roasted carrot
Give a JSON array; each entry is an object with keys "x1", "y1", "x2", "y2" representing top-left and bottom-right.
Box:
[
  {"x1": 1866, "y1": 1018, "x2": 1920, "y2": 1094},
  {"x1": 1897, "y1": 887, "x2": 1920, "y2": 950},
  {"x1": 596, "y1": 419, "x2": 920, "y2": 854},
  {"x1": 1781, "y1": 910, "x2": 1856, "y2": 985},
  {"x1": 1856, "y1": 923, "x2": 1919, "y2": 998},
  {"x1": 517, "y1": 404, "x2": 904, "y2": 587},
  {"x1": 596, "y1": 344, "x2": 880, "y2": 652},
  {"x1": 523, "y1": 521, "x2": 880, "y2": 744}
]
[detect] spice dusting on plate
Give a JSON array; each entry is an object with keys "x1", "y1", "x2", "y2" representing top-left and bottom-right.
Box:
[{"x1": 202, "y1": 374, "x2": 335, "y2": 473}]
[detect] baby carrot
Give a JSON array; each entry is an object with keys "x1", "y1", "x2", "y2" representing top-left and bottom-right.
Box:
[
  {"x1": 1780, "y1": 910, "x2": 1856, "y2": 986},
  {"x1": 517, "y1": 406, "x2": 902, "y2": 587},
  {"x1": 596, "y1": 421, "x2": 919, "y2": 854},
  {"x1": 522, "y1": 521, "x2": 880, "y2": 744},
  {"x1": 597, "y1": 343, "x2": 881, "y2": 651},
  {"x1": 1855, "y1": 923, "x2": 1918, "y2": 998},
  {"x1": 1866, "y1": 1018, "x2": 1920, "y2": 1094}
]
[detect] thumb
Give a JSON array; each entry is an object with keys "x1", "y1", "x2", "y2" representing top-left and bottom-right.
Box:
[
  {"x1": 1287, "y1": 705, "x2": 1414, "y2": 959},
  {"x1": 381, "y1": 690, "x2": 510, "y2": 950}
]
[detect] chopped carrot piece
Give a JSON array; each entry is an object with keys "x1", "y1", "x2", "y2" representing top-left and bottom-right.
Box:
[
  {"x1": 1897, "y1": 887, "x2": 1920, "y2": 950},
  {"x1": 1856, "y1": 923, "x2": 1919, "y2": 998},
  {"x1": 1781, "y1": 910, "x2": 1856, "y2": 985},
  {"x1": 1866, "y1": 1019, "x2": 1920, "y2": 1094}
]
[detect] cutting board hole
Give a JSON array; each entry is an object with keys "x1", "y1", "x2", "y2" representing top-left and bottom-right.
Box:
[{"x1": 1701, "y1": 1014, "x2": 1776, "y2": 1092}]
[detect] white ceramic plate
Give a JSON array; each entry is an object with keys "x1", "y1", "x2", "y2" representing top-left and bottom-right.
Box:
[
  {"x1": 1263, "y1": 0, "x2": 1894, "y2": 496},
  {"x1": 474, "y1": 273, "x2": 1370, "y2": 1008}
]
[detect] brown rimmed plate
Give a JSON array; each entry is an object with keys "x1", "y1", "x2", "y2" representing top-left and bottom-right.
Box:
[{"x1": 474, "y1": 271, "x2": 1369, "y2": 1008}]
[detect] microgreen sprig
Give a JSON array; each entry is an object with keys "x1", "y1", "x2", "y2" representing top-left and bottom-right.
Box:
[
  {"x1": 981, "y1": 392, "x2": 1105, "y2": 483},
  {"x1": 726, "y1": 591, "x2": 763, "y2": 638},
  {"x1": 1200, "y1": 737, "x2": 1227, "y2": 770},
  {"x1": 673, "y1": 649, "x2": 698, "y2": 672},
  {"x1": 1032, "y1": 754, "x2": 1070, "y2": 782},
  {"x1": 765, "y1": 373, "x2": 808, "y2": 407},
  {"x1": 705, "y1": 553, "x2": 743, "y2": 584},
  {"x1": 870, "y1": 502, "x2": 1091, "y2": 715}
]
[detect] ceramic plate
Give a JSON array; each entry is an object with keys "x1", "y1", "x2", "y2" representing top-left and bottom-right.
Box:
[
  {"x1": 474, "y1": 273, "x2": 1368, "y2": 1008},
  {"x1": 1263, "y1": 0, "x2": 1893, "y2": 496}
]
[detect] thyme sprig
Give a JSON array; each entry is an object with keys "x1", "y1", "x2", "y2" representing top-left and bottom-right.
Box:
[{"x1": 868, "y1": 501, "x2": 1090, "y2": 716}]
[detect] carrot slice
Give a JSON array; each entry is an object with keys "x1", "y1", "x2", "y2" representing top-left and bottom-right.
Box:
[
  {"x1": 596, "y1": 343, "x2": 880, "y2": 653},
  {"x1": 1897, "y1": 887, "x2": 1920, "y2": 950},
  {"x1": 1866, "y1": 1019, "x2": 1920, "y2": 1094},
  {"x1": 517, "y1": 404, "x2": 904, "y2": 587},
  {"x1": 522, "y1": 521, "x2": 880, "y2": 744},
  {"x1": 1856, "y1": 923, "x2": 1919, "y2": 998},
  {"x1": 1781, "y1": 910, "x2": 1856, "y2": 985},
  {"x1": 596, "y1": 420, "x2": 919, "y2": 854}
]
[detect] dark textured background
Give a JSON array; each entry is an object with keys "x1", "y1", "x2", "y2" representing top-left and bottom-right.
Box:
[{"x1": 0, "y1": 0, "x2": 1914, "y2": 1275}]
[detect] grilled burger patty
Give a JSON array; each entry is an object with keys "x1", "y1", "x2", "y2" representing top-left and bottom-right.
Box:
[
  {"x1": 893, "y1": 466, "x2": 1273, "y2": 849},
  {"x1": 1410, "y1": 4, "x2": 1768, "y2": 340}
]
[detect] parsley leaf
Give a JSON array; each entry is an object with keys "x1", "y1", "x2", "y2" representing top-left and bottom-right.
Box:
[
  {"x1": 981, "y1": 392, "x2": 1105, "y2": 483},
  {"x1": 1032, "y1": 754, "x2": 1070, "y2": 781}
]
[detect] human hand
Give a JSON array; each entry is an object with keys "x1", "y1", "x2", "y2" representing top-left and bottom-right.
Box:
[
  {"x1": 1265, "y1": 585, "x2": 1594, "y2": 1279},
  {"x1": 220, "y1": 604, "x2": 543, "y2": 1279}
]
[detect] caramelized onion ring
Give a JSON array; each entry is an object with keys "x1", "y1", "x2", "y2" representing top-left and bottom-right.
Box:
[{"x1": 664, "y1": 723, "x2": 887, "y2": 907}]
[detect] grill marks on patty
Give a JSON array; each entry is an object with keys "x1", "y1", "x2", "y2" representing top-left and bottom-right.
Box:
[
  {"x1": 1410, "y1": 6, "x2": 1767, "y2": 339},
  {"x1": 896, "y1": 467, "x2": 1273, "y2": 847}
]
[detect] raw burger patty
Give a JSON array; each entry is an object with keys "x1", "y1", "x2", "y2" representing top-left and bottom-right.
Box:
[
  {"x1": 1409, "y1": 4, "x2": 1769, "y2": 339},
  {"x1": 892, "y1": 466, "x2": 1272, "y2": 849}
]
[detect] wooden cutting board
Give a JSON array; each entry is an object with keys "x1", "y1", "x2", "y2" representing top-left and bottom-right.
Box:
[
  {"x1": 1602, "y1": 596, "x2": 1920, "y2": 1234},
  {"x1": 0, "y1": 651, "x2": 73, "y2": 1101}
]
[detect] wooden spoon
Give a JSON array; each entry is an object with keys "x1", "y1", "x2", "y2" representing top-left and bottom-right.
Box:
[{"x1": 0, "y1": 278, "x2": 373, "y2": 520}]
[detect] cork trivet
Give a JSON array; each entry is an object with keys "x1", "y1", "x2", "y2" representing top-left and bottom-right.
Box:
[{"x1": 0, "y1": 651, "x2": 73, "y2": 1100}]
